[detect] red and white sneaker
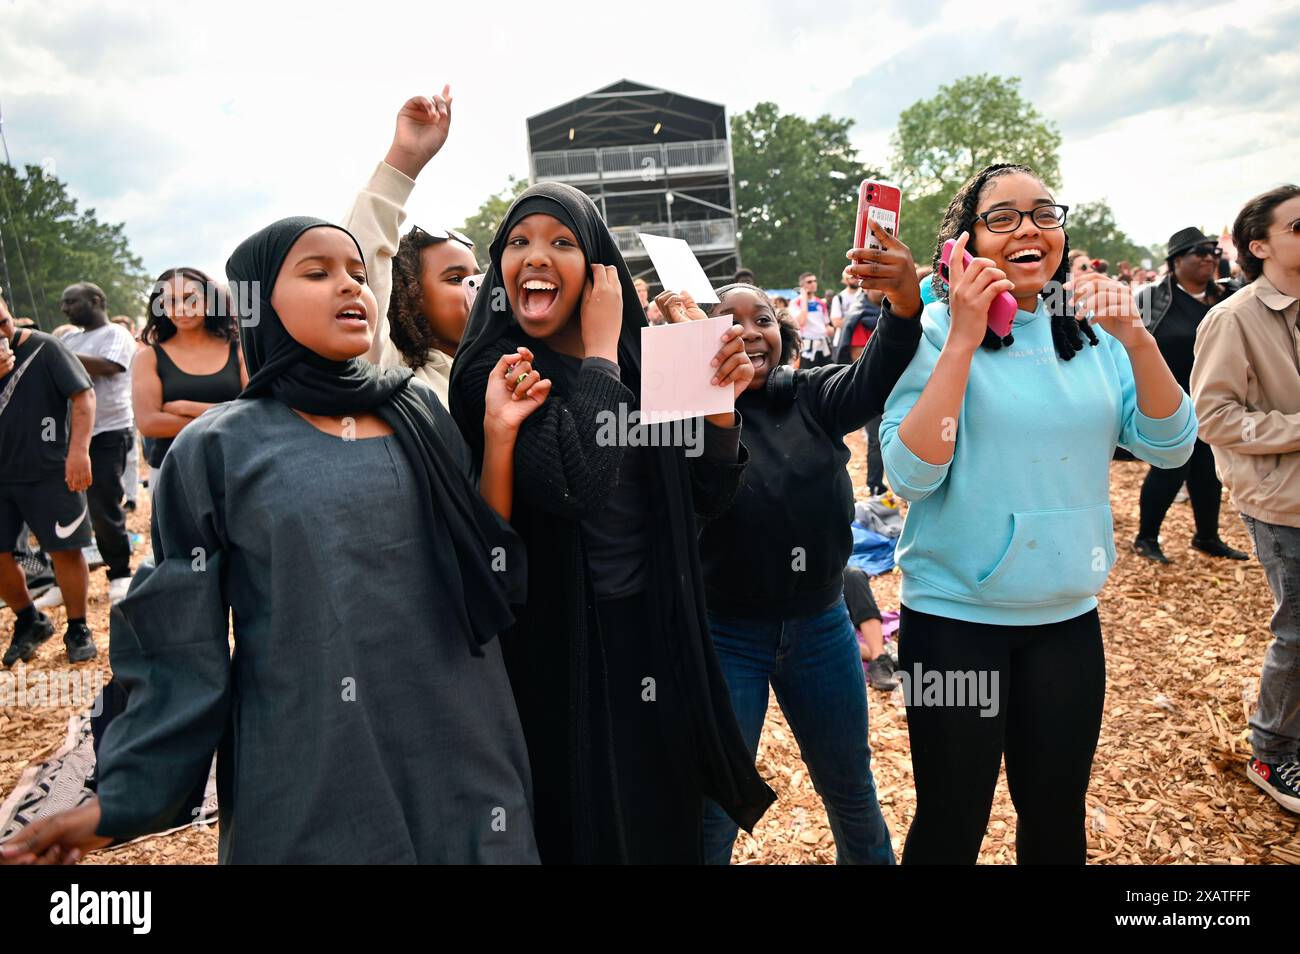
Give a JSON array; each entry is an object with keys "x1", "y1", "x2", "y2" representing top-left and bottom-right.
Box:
[{"x1": 1247, "y1": 758, "x2": 1300, "y2": 814}]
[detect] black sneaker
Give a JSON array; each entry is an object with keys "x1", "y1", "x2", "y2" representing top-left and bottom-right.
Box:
[
  {"x1": 1247, "y1": 758, "x2": 1300, "y2": 814},
  {"x1": 3, "y1": 612, "x2": 55, "y2": 667},
  {"x1": 64, "y1": 623, "x2": 98, "y2": 664},
  {"x1": 866, "y1": 655, "x2": 899, "y2": 692},
  {"x1": 1192, "y1": 536, "x2": 1249, "y2": 560},
  {"x1": 1132, "y1": 536, "x2": 1171, "y2": 564}
]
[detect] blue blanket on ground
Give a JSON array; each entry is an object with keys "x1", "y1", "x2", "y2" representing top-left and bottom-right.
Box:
[{"x1": 849, "y1": 522, "x2": 897, "y2": 576}]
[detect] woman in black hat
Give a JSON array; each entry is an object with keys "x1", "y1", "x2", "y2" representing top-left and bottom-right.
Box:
[{"x1": 1132, "y1": 227, "x2": 1248, "y2": 563}]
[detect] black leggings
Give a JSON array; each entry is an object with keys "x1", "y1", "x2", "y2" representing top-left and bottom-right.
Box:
[
  {"x1": 1138, "y1": 438, "x2": 1222, "y2": 541},
  {"x1": 898, "y1": 606, "x2": 1105, "y2": 865}
]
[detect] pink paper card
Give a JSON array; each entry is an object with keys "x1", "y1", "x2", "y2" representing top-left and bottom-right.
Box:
[{"x1": 640, "y1": 316, "x2": 735, "y2": 425}]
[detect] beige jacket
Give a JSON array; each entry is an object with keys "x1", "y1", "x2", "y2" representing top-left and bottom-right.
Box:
[
  {"x1": 340, "y1": 162, "x2": 453, "y2": 408},
  {"x1": 1191, "y1": 275, "x2": 1300, "y2": 527}
]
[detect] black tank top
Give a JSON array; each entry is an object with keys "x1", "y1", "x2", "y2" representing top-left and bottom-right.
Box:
[{"x1": 148, "y1": 339, "x2": 242, "y2": 467}]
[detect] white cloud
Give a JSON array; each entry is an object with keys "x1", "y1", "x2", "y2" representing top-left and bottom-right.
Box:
[{"x1": 1, "y1": 0, "x2": 1296, "y2": 282}]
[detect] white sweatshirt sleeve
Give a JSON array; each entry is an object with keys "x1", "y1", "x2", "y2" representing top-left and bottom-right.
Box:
[{"x1": 340, "y1": 161, "x2": 416, "y2": 368}]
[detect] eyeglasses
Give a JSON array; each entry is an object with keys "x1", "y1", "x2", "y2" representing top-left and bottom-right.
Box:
[
  {"x1": 977, "y1": 204, "x2": 1069, "y2": 233},
  {"x1": 1184, "y1": 245, "x2": 1221, "y2": 258},
  {"x1": 409, "y1": 225, "x2": 475, "y2": 249},
  {"x1": 1270, "y1": 219, "x2": 1300, "y2": 237}
]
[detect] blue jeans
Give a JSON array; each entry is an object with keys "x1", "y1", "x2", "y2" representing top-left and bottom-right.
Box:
[
  {"x1": 702, "y1": 599, "x2": 895, "y2": 864},
  {"x1": 1242, "y1": 515, "x2": 1300, "y2": 763}
]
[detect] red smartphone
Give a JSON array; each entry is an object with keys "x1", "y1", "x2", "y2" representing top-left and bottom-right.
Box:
[
  {"x1": 939, "y1": 239, "x2": 1018, "y2": 338},
  {"x1": 855, "y1": 179, "x2": 902, "y2": 252}
]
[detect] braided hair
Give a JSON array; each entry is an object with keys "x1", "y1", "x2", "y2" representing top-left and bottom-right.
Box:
[
  {"x1": 388, "y1": 231, "x2": 460, "y2": 368},
  {"x1": 712, "y1": 282, "x2": 799, "y2": 365},
  {"x1": 928, "y1": 163, "x2": 1099, "y2": 361}
]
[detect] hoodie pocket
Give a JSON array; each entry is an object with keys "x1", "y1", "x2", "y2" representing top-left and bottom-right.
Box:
[{"x1": 975, "y1": 505, "x2": 1117, "y2": 606}]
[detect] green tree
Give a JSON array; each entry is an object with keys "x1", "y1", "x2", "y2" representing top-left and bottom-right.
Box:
[
  {"x1": 1064, "y1": 199, "x2": 1153, "y2": 268},
  {"x1": 0, "y1": 163, "x2": 150, "y2": 330},
  {"x1": 890, "y1": 74, "x2": 1062, "y2": 257},
  {"x1": 730, "y1": 102, "x2": 877, "y2": 288},
  {"x1": 458, "y1": 175, "x2": 528, "y2": 268}
]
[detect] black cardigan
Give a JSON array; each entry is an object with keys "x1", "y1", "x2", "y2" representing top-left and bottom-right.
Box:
[
  {"x1": 453, "y1": 328, "x2": 775, "y2": 864},
  {"x1": 701, "y1": 303, "x2": 922, "y2": 619}
]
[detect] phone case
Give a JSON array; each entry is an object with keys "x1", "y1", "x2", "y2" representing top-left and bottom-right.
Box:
[
  {"x1": 939, "y1": 239, "x2": 1018, "y2": 338},
  {"x1": 855, "y1": 180, "x2": 902, "y2": 252}
]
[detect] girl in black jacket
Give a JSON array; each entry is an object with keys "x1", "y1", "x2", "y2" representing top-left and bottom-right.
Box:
[{"x1": 661, "y1": 220, "x2": 923, "y2": 864}]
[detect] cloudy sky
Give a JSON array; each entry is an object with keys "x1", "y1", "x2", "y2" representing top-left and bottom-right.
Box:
[{"x1": 1, "y1": 0, "x2": 1296, "y2": 282}]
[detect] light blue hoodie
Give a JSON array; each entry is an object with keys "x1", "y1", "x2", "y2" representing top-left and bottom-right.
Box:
[{"x1": 881, "y1": 299, "x2": 1197, "y2": 626}]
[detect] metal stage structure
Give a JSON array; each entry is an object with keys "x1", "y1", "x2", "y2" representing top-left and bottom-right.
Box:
[{"x1": 526, "y1": 80, "x2": 740, "y2": 291}]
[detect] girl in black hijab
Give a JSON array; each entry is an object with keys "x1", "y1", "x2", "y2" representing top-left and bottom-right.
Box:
[
  {"x1": 450, "y1": 183, "x2": 775, "y2": 864},
  {"x1": 1, "y1": 217, "x2": 547, "y2": 865}
]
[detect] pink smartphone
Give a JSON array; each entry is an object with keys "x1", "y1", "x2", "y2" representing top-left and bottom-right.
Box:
[{"x1": 939, "y1": 239, "x2": 1017, "y2": 338}]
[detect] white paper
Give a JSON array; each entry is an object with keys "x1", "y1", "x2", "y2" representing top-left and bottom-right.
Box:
[
  {"x1": 640, "y1": 315, "x2": 735, "y2": 425},
  {"x1": 637, "y1": 233, "x2": 720, "y2": 304}
]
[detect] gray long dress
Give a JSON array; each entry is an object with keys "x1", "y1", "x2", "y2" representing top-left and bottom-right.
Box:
[{"x1": 94, "y1": 381, "x2": 539, "y2": 863}]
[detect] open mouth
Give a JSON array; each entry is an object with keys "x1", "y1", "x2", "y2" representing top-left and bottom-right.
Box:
[
  {"x1": 519, "y1": 278, "x2": 560, "y2": 321},
  {"x1": 1005, "y1": 248, "x2": 1046, "y2": 267},
  {"x1": 746, "y1": 351, "x2": 768, "y2": 372},
  {"x1": 335, "y1": 305, "x2": 367, "y2": 327}
]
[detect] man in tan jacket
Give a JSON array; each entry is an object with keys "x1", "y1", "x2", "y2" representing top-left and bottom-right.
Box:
[{"x1": 1192, "y1": 184, "x2": 1300, "y2": 815}]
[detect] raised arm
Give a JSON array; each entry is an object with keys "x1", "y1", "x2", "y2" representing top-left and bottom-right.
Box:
[
  {"x1": 341, "y1": 87, "x2": 453, "y2": 367},
  {"x1": 812, "y1": 223, "x2": 924, "y2": 435},
  {"x1": 894, "y1": 232, "x2": 1000, "y2": 467},
  {"x1": 454, "y1": 342, "x2": 631, "y2": 519},
  {"x1": 479, "y1": 347, "x2": 553, "y2": 521}
]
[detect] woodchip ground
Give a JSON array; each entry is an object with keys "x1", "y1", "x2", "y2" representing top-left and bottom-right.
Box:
[{"x1": 2, "y1": 433, "x2": 1296, "y2": 864}]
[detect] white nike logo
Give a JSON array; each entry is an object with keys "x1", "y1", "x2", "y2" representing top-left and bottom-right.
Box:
[{"x1": 54, "y1": 507, "x2": 88, "y2": 539}]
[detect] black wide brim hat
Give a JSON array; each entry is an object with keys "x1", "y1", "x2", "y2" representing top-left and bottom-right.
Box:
[{"x1": 1167, "y1": 226, "x2": 1217, "y2": 258}]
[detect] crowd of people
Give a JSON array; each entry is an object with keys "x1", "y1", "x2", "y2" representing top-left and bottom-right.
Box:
[{"x1": 0, "y1": 86, "x2": 1297, "y2": 864}]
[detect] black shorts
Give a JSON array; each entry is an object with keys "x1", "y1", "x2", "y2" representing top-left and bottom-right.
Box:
[{"x1": 0, "y1": 477, "x2": 93, "y2": 553}]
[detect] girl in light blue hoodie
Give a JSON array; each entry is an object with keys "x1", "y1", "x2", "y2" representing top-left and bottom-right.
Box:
[{"x1": 880, "y1": 164, "x2": 1195, "y2": 864}]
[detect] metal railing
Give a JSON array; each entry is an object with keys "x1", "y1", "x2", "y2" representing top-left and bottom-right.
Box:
[
  {"x1": 531, "y1": 139, "x2": 730, "y2": 182},
  {"x1": 608, "y1": 219, "x2": 736, "y2": 257}
]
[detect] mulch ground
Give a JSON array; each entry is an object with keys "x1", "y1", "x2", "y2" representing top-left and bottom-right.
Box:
[{"x1": 2, "y1": 435, "x2": 1296, "y2": 864}]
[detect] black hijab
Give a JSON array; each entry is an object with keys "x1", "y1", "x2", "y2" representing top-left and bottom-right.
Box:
[
  {"x1": 226, "y1": 216, "x2": 524, "y2": 655},
  {"x1": 451, "y1": 182, "x2": 647, "y2": 424},
  {"x1": 449, "y1": 187, "x2": 775, "y2": 847}
]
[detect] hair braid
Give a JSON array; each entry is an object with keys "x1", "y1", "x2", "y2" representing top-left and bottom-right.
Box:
[{"x1": 387, "y1": 233, "x2": 441, "y2": 368}]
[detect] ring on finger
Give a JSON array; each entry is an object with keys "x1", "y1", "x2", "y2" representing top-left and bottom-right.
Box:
[{"x1": 516, "y1": 372, "x2": 529, "y2": 385}]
